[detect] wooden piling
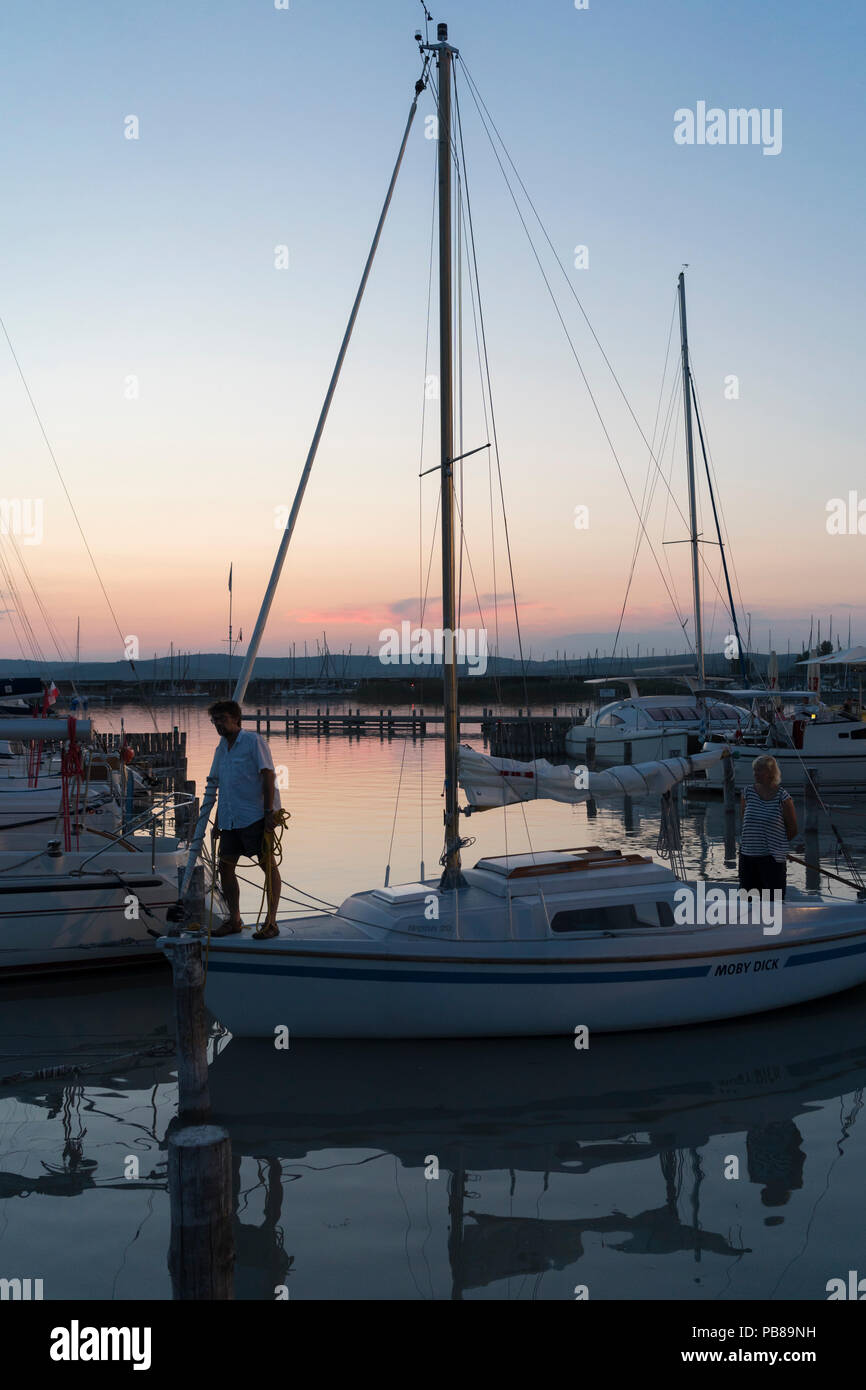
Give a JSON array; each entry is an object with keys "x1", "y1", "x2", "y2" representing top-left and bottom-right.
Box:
[
  {"x1": 165, "y1": 929, "x2": 211, "y2": 1125},
  {"x1": 168, "y1": 1124, "x2": 234, "y2": 1300},
  {"x1": 722, "y1": 752, "x2": 737, "y2": 867},
  {"x1": 804, "y1": 769, "x2": 820, "y2": 891}
]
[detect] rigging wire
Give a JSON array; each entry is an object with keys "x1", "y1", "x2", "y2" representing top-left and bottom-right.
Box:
[
  {"x1": 456, "y1": 63, "x2": 691, "y2": 649},
  {"x1": 452, "y1": 62, "x2": 538, "y2": 750},
  {"x1": 0, "y1": 314, "x2": 161, "y2": 730},
  {"x1": 611, "y1": 290, "x2": 681, "y2": 660}
]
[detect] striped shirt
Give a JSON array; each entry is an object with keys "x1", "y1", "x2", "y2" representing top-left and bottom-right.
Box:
[{"x1": 741, "y1": 785, "x2": 791, "y2": 863}]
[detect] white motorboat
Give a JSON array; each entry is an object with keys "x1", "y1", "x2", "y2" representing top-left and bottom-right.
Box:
[
  {"x1": 698, "y1": 687, "x2": 866, "y2": 788},
  {"x1": 564, "y1": 679, "x2": 759, "y2": 762},
  {"x1": 163, "y1": 24, "x2": 866, "y2": 1040}
]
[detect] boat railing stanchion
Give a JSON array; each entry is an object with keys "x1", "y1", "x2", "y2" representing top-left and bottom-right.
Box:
[
  {"x1": 722, "y1": 752, "x2": 737, "y2": 867},
  {"x1": 804, "y1": 769, "x2": 821, "y2": 890}
]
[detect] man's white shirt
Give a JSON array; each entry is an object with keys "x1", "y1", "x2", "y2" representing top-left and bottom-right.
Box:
[{"x1": 208, "y1": 730, "x2": 280, "y2": 830}]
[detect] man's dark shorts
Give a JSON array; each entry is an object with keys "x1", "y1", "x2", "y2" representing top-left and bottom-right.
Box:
[{"x1": 218, "y1": 819, "x2": 265, "y2": 861}]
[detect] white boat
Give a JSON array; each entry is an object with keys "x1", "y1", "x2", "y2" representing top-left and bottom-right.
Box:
[
  {"x1": 200, "y1": 834, "x2": 866, "y2": 1039},
  {"x1": 698, "y1": 686, "x2": 866, "y2": 787},
  {"x1": 163, "y1": 21, "x2": 866, "y2": 1039},
  {"x1": 0, "y1": 842, "x2": 185, "y2": 978},
  {"x1": 564, "y1": 679, "x2": 759, "y2": 762},
  {"x1": 0, "y1": 718, "x2": 189, "y2": 976}
]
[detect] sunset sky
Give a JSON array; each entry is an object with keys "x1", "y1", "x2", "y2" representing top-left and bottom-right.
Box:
[{"x1": 1, "y1": 0, "x2": 863, "y2": 666}]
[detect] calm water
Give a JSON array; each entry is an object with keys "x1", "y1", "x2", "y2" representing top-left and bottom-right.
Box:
[{"x1": 1, "y1": 700, "x2": 865, "y2": 1300}]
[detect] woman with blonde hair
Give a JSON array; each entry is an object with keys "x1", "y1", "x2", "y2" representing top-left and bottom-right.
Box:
[{"x1": 739, "y1": 754, "x2": 797, "y2": 899}]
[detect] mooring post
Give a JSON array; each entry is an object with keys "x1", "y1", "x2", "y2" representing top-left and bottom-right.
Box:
[
  {"x1": 165, "y1": 922, "x2": 211, "y2": 1125},
  {"x1": 168, "y1": 1124, "x2": 234, "y2": 1300},
  {"x1": 722, "y1": 751, "x2": 737, "y2": 867},
  {"x1": 586, "y1": 736, "x2": 596, "y2": 771},
  {"x1": 804, "y1": 768, "x2": 820, "y2": 890},
  {"x1": 624, "y1": 740, "x2": 632, "y2": 765}
]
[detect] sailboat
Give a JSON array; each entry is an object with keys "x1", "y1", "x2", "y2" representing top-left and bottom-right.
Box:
[
  {"x1": 164, "y1": 21, "x2": 866, "y2": 1038},
  {"x1": 0, "y1": 715, "x2": 187, "y2": 976},
  {"x1": 565, "y1": 272, "x2": 757, "y2": 763}
]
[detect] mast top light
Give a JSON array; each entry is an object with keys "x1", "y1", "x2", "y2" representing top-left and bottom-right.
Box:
[{"x1": 437, "y1": 22, "x2": 448, "y2": 41}]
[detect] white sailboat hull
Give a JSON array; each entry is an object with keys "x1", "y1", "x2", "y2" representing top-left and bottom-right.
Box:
[
  {"x1": 204, "y1": 942, "x2": 866, "y2": 1038},
  {"x1": 197, "y1": 876, "x2": 866, "y2": 1039},
  {"x1": 0, "y1": 843, "x2": 184, "y2": 976}
]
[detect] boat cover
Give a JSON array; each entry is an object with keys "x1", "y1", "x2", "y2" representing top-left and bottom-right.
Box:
[{"x1": 457, "y1": 744, "x2": 728, "y2": 811}]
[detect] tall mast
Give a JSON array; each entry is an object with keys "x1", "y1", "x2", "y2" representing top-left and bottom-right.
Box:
[
  {"x1": 677, "y1": 270, "x2": 704, "y2": 683},
  {"x1": 433, "y1": 21, "x2": 464, "y2": 891}
]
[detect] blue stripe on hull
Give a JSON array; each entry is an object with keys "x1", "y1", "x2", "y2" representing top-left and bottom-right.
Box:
[
  {"x1": 785, "y1": 939, "x2": 866, "y2": 967},
  {"x1": 207, "y1": 959, "x2": 712, "y2": 984},
  {"x1": 206, "y1": 934, "x2": 866, "y2": 984}
]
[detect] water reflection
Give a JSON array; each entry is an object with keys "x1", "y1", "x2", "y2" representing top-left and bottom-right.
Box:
[
  {"x1": 2, "y1": 971, "x2": 864, "y2": 1298},
  {"x1": 210, "y1": 984, "x2": 866, "y2": 1299}
]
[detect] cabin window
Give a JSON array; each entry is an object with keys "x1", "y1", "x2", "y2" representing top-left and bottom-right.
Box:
[
  {"x1": 550, "y1": 901, "x2": 675, "y2": 933},
  {"x1": 851, "y1": 728, "x2": 866, "y2": 740},
  {"x1": 597, "y1": 713, "x2": 625, "y2": 727},
  {"x1": 709, "y1": 704, "x2": 740, "y2": 721}
]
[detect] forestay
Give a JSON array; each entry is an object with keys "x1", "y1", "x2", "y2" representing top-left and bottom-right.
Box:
[{"x1": 458, "y1": 744, "x2": 728, "y2": 811}]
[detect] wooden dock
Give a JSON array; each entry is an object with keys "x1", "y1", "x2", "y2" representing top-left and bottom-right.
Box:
[
  {"x1": 244, "y1": 707, "x2": 586, "y2": 759},
  {"x1": 102, "y1": 727, "x2": 197, "y2": 835}
]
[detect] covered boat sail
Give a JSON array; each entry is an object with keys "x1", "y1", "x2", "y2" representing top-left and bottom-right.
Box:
[{"x1": 458, "y1": 745, "x2": 726, "y2": 811}]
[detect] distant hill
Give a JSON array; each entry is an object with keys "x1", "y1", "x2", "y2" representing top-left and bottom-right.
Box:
[{"x1": 0, "y1": 651, "x2": 804, "y2": 682}]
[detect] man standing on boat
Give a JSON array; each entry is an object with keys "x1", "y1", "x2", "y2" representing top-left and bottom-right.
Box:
[{"x1": 206, "y1": 700, "x2": 282, "y2": 939}]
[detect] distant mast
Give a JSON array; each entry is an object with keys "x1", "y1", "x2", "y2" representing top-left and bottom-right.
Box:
[
  {"x1": 677, "y1": 270, "x2": 704, "y2": 683},
  {"x1": 227, "y1": 562, "x2": 233, "y2": 697}
]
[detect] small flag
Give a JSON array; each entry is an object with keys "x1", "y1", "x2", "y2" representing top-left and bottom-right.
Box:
[{"x1": 228, "y1": 563, "x2": 233, "y2": 593}]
